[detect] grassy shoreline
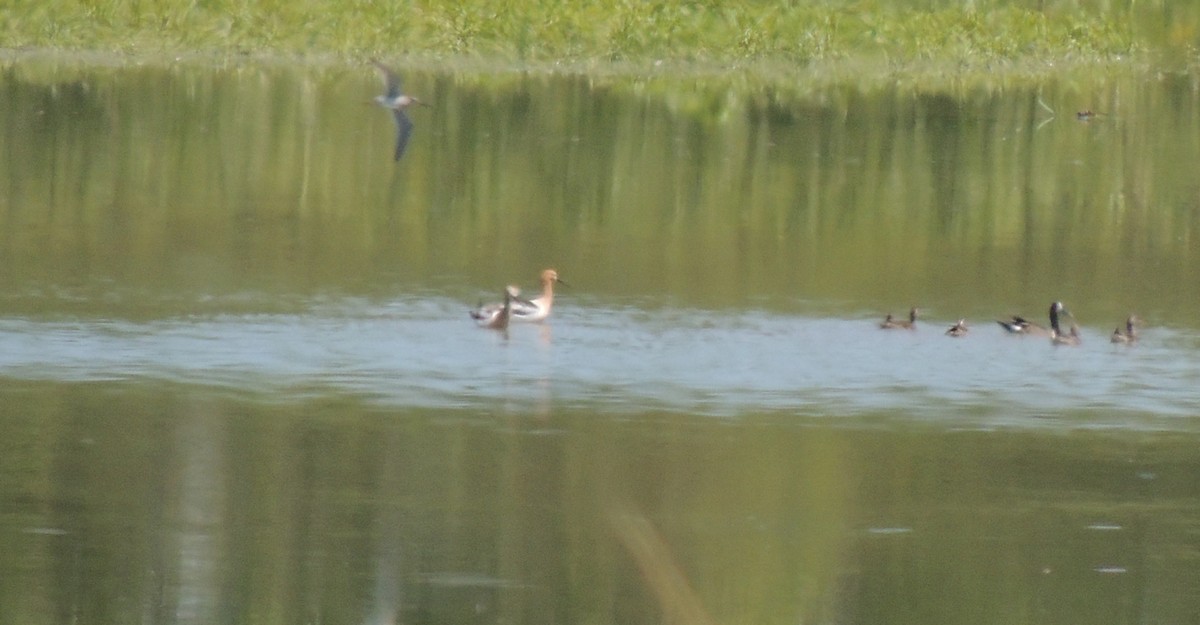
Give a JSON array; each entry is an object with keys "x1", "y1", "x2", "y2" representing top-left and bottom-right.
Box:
[
  {"x1": 0, "y1": 3, "x2": 1153, "y2": 61},
  {"x1": 1, "y1": 1, "x2": 1194, "y2": 88}
]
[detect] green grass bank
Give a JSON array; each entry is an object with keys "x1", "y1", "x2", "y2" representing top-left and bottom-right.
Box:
[{"x1": 1, "y1": 0, "x2": 1198, "y2": 80}]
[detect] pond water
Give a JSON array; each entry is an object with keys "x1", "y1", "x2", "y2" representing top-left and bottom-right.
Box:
[{"x1": 1, "y1": 58, "x2": 1199, "y2": 625}]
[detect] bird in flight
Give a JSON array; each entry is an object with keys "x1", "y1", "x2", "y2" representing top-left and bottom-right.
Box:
[{"x1": 371, "y1": 59, "x2": 428, "y2": 161}]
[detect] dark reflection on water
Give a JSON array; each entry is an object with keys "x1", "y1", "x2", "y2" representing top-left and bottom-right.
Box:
[
  {"x1": 1, "y1": 386, "x2": 1199, "y2": 625},
  {"x1": 3, "y1": 59, "x2": 1200, "y2": 624},
  {"x1": 3, "y1": 60, "x2": 1200, "y2": 327}
]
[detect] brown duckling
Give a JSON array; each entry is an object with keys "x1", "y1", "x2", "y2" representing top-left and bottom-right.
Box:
[
  {"x1": 1049, "y1": 301, "x2": 1081, "y2": 346},
  {"x1": 880, "y1": 307, "x2": 919, "y2": 330},
  {"x1": 1111, "y1": 315, "x2": 1140, "y2": 344},
  {"x1": 473, "y1": 285, "x2": 520, "y2": 331}
]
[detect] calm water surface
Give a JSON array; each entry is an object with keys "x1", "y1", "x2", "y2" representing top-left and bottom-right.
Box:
[{"x1": 1, "y1": 57, "x2": 1199, "y2": 624}]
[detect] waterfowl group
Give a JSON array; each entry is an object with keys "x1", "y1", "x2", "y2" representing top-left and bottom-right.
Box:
[
  {"x1": 889, "y1": 301, "x2": 1141, "y2": 347},
  {"x1": 467, "y1": 276, "x2": 1137, "y2": 348},
  {"x1": 470, "y1": 269, "x2": 566, "y2": 328}
]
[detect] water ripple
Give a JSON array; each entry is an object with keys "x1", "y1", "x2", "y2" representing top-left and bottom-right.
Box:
[{"x1": 1, "y1": 296, "x2": 1198, "y2": 430}]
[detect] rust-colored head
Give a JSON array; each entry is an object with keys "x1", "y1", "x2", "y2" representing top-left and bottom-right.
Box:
[{"x1": 540, "y1": 269, "x2": 565, "y2": 286}]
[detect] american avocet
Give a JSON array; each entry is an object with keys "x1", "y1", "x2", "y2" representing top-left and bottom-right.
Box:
[
  {"x1": 945, "y1": 319, "x2": 969, "y2": 337},
  {"x1": 471, "y1": 269, "x2": 566, "y2": 325},
  {"x1": 996, "y1": 314, "x2": 1050, "y2": 335},
  {"x1": 473, "y1": 285, "x2": 520, "y2": 331},
  {"x1": 371, "y1": 60, "x2": 429, "y2": 161},
  {"x1": 880, "y1": 308, "x2": 918, "y2": 330},
  {"x1": 1049, "y1": 301, "x2": 1082, "y2": 346},
  {"x1": 1111, "y1": 315, "x2": 1140, "y2": 344}
]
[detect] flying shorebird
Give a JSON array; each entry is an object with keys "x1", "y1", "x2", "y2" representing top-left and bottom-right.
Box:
[{"x1": 371, "y1": 59, "x2": 428, "y2": 161}]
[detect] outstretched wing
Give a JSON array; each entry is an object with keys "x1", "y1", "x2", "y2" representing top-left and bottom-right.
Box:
[
  {"x1": 371, "y1": 59, "x2": 402, "y2": 99},
  {"x1": 392, "y1": 109, "x2": 414, "y2": 161}
]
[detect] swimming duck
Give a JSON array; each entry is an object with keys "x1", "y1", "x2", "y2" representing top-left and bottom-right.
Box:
[
  {"x1": 880, "y1": 308, "x2": 919, "y2": 330},
  {"x1": 1053, "y1": 323, "x2": 1082, "y2": 346},
  {"x1": 470, "y1": 268, "x2": 566, "y2": 325},
  {"x1": 945, "y1": 319, "x2": 969, "y2": 337},
  {"x1": 1111, "y1": 315, "x2": 1140, "y2": 344},
  {"x1": 996, "y1": 315, "x2": 1049, "y2": 336},
  {"x1": 1049, "y1": 301, "x2": 1082, "y2": 346},
  {"x1": 473, "y1": 285, "x2": 520, "y2": 331}
]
